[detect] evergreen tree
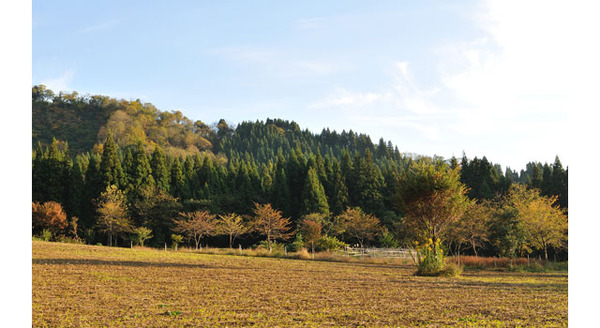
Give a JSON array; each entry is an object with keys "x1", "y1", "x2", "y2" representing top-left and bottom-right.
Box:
[
  {"x1": 99, "y1": 133, "x2": 124, "y2": 190},
  {"x1": 170, "y1": 157, "x2": 187, "y2": 199},
  {"x1": 150, "y1": 145, "x2": 170, "y2": 193},
  {"x1": 353, "y1": 149, "x2": 385, "y2": 215},
  {"x1": 301, "y1": 167, "x2": 329, "y2": 216},
  {"x1": 286, "y1": 145, "x2": 307, "y2": 220},
  {"x1": 271, "y1": 154, "x2": 291, "y2": 216},
  {"x1": 128, "y1": 142, "x2": 155, "y2": 202},
  {"x1": 329, "y1": 161, "x2": 349, "y2": 216}
]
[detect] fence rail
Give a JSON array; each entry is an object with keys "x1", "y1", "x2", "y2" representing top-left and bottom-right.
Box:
[{"x1": 338, "y1": 247, "x2": 417, "y2": 259}]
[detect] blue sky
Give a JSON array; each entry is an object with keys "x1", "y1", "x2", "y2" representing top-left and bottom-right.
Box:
[{"x1": 32, "y1": 0, "x2": 594, "y2": 171}]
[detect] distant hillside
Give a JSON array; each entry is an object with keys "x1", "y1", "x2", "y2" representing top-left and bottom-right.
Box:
[{"x1": 32, "y1": 85, "x2": 215, "y2": 156}]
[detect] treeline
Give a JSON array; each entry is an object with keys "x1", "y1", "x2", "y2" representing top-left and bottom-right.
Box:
[{"x1": 31, "y1": 86, "x2": 568, "y2": 259}]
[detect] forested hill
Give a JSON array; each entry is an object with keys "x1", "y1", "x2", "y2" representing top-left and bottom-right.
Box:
[{"x1": 32, "y1": 85, "x2": 568, "y2": 232}]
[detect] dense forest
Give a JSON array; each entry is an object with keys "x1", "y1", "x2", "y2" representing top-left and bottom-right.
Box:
[{"x1": 32, "y1": 86, "x2": 568, "y2": 259}]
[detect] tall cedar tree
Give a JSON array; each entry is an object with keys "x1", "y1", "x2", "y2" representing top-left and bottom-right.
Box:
[
  {"x1": 301, "y1": 167, "x2": 329, "y2": 216},
  {"x1": 271, "y1": 153, "x2": 291, "y2": 216},
  {"x1": 353, "y1": 149, "x2": 385, "y2": 215},
  {"x1": 250, "y1": 203, "x2": 293, "y2": 251},
  {"x1": 170, "y1": 157, "x2": 187, "y2": 199},
  {"x1": 99, "y1": 133, "x2": 124, "y2": 190},
  {"x1": 150, "y1": 146, "x2": 170, "y2": 193},
  {"x1": 128, "y1": 142, "x2": 155, "y2": 202},
  {"x1": 286, "y1": 146, "x2": 307, "y2": 221},
  {"x1": 329, "y1": 161, "x2": 349, "y2": 215}
]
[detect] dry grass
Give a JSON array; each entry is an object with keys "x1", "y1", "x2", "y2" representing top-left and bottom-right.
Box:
[
  {"x1": 448, "y1": 255, "x2": 566, "y2": 271},
  {"x1": 33, "y1": 241, "x2": 567, "y2": 327}
]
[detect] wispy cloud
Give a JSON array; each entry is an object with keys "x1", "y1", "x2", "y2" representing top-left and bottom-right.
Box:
[
  {"x1": 294, "y1": 17, "x2": 326, "y2": 29},
  {"x1": 207, "y1": 46, "x2": 342, "y2": 78},
  {"x1": 308, "y1": 62, "x2": 445, "y2": 140},
  {"x1": 40, "y1": 70, "x2": 75, "y2": 92},
  {"x1": 207, "y1": 46, "x2": 279, "y2": 64},
  {"x1": 78, "y1": 19, "x2": 118, "y2": 34}
]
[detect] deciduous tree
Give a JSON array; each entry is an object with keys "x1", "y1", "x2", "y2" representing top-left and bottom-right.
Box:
[
  {"x1": 218, "y1": 213, "x2": 248, "y2": 248},
  {"x1": 32, "y1": 201, "x2": 68, "y2": 236},
  {"x1": 173, "y1": 210, "x2": 217, "y2": 249},
  {"x1": 334, "y1": 207, "x2": 381, "y2": 249},
  {"x1": 300, "y1": 215, "x2": 322, "y2": 255},
  {"x1": 396, "y1": 161, "x2": 472, "y2": 244},
  {"x1": 96, "y1": 185, "x2": 132, "y2": 246},
  {"x1": 250, "y1": 203, "x2": 293, "y2": 252}
]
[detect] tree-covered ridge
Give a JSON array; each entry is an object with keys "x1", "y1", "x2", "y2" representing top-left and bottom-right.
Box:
[
  {"x1": 33, "y1": 85, "x2": 216, "y2": 156},
  {"x1": 32, "y1": 86, "x2": 568, "y2": 260}
]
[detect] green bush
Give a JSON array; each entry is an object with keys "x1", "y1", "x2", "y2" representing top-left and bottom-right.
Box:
[
  {"x1": 288, "y1": 233, "x2": 304, "y2": 252},
  {"x1": 379, "y1": 230, "x2": 400, "y2": 248},
  {"x1": 41, "y1": 229, "x2": 53, "y2": 242},
  {"x1": 56, "y1": 235, "x2": 84, "y2": 244},
  {"x1": 315, "y1": 235, "x2": 348, "y2": 252}
]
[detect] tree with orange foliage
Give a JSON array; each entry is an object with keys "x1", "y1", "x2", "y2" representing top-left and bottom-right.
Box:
[
  {"x1": 250, "y1": 203, "x2": 292, "y2": 252},
  {"x1": 173, "y1": 210, "x2": 217, "y2": 249},
  {"x1": 300, "y1": 215, "x2": 322, "y2": 255},
  {"x1": 32, "y1": 201, "x2": 68, "y2": 236},
  {"x1": 334, "y1": 207, "x2": 381, "y2": 250}
]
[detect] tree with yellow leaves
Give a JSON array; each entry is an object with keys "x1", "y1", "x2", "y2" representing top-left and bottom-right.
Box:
[{"x1": 510, "y1": 184, "x2": 567, "y2": 260}]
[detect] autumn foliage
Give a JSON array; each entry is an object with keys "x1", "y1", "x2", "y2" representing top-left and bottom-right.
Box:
[{"x1": 32, "y1": 201, "x2": 68, "y2": 236}]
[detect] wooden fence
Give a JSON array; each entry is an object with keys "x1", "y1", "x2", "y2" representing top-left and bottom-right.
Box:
[{"x1": 338, "y1": 247, "x2": 417, "y2": 259}]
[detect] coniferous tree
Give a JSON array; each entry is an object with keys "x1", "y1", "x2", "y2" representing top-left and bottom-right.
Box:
[
  {"x1": 301, "y1": 167, "x2": 329, "y2": 216},
  {"x1": 128, "y1": 142, "x2": 155, "y2": 202},
  {"x1": 286, "y1": 145, "x2": 307, "y2": 220},
  {"x1": 329, "y1": 161, "x2": 349, "y2": 216},
  {"x1": 99, "y1": 133, "x2": 124, "y2": 190},
  {"x1": 354, "y1": 149, "x2": 385, "y2": 215},
  {"x1": 170, "y1": 157, "x2": 187, "y2": 199},
  {"x1": 271, "y1": 154, "x2": 291, "y2": 216},
  {"x1": 150, "y1": 145, "x2": 170, "y2": 193}
]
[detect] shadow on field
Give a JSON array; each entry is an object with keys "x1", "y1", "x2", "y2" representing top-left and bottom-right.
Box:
[
  {"x1": 32, "y1": 258, "x2": 216, "y2": 269},
  {"x1": 394, "y1": 276, "x2": 568, "y2": 292}
]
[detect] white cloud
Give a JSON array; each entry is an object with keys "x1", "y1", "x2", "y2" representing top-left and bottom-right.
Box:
[
  {"x1": 435, "y1": 0, "x2": 599, "y2": 167},
  {"x1": 39, "y1": 70, "x2": 75, "y2": 92}
]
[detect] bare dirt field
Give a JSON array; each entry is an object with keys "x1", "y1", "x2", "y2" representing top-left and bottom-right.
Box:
[{"x1": 32, "y1": 241, "x2": 567, "y2": 327}]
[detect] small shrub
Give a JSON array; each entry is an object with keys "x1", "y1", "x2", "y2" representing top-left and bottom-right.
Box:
[
  {"x1": 171, "y1": 234, "x2": 183, "y2": 251},
  {"x1": 379, "y1": 230, "x2": 400, "y2": 248},
  {"x1": 289, "y1": 233, "x2": 304, "y2": 252},
  {"x1": 56, "y1": 235, "x2": 84, "y2": 244},
  {"x1": 293, "y1": 248, "x2": 311, "y2": 260},
  {"x1": 440, "y1": 262, "x2": 463, "y2": 277},
  {"x1": 41, "y1": 229, "x2": 53, "y2": 242},
  {"x1": 315, "y1": 235, "x2": 348, "y2": 252}
]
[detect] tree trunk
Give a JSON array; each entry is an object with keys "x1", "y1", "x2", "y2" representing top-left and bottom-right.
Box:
[
  {"x1": 544, "y1": 245, "x2": 548, "y2": 261},
  {"x1": 229, "y1": 233, "x2": 233, "y2": 248}
]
